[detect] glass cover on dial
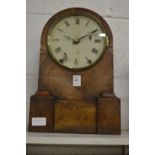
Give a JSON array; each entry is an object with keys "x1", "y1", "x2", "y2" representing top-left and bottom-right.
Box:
[{"x1": 47, "y1": 15, "x2": 108, "y2": 70}]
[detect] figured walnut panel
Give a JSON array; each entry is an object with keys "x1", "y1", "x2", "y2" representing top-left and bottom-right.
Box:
[
  {"x1": 97, "y1": 96, "x2": 121, "y2": 134},
  {"x1": 28, "y1": 92, "x2": 54, "y2": 132},
  {"x1": 54, "y1": 99, "x2": 96, "y2": 133},
  {"x1": 38, "y1": 47, "x2": 113, "y2": 99}
]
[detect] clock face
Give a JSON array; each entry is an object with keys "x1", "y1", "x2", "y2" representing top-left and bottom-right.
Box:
[{"x1": 47, "y1": 15, "x2": 108, "y2": 70}]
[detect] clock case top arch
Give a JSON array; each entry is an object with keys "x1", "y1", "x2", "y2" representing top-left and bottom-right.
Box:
[
  {"x1": 42, "y1": 8, "x2": 113, "y2": 70},
  {"x1": 38, "y1": 8, "x2": 114, "y2": 99}
]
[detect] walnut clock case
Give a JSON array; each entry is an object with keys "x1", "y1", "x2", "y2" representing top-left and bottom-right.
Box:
[{"x1": 28, "y1": 8, "x2": 121, "y2": 134}]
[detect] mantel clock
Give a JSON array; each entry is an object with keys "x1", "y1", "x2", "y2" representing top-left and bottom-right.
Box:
[{"x1": 28, "y1": 8, "x2": 121, "y2": 134}]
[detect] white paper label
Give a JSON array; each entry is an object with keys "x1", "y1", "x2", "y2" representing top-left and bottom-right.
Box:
[
  {"x1": 73, "y1": 75, "x2": 81, "y2": 87},
  {"x1": 32, "y1": 117, "x2": 46, "y2": 126}
]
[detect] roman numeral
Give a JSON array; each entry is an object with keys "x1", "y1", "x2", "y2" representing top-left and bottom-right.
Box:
[
  {"x1": 75, "y1": 16, "x2": 80, "y2": 24},
  {"x1": 74, "y1": 58, "x2": 78, "y2": 65},
  {"x1": 89, "y1": 35, "x2": 92, "y2": 41},
  {"x1": 57, "y1": 28, "x2": 63, "y2": 32},
  {"x1": 59, "y1": 59, "x2": 64, "y2": 64},
  {"x1": 91, "y1": 48, "x2": 98, "y2": 54},
  {"x1": 85, "y1": 56, "x2": 92, "y2": 64},
  {"x1": 59, "y1": 53, "x2": 68, "y2": 63},
  {"x1": 55, "y1": 47, "x2": 61, "y2": 53},
  {"x1": 64, "y1": 20, "x2": 70, "y2": 27},
  {"x1": 94, "y1": 39, "x2": 101, "y2": 43},
  {"x1": 85, "y1": 19, "x2": 90, "y2": 27},
  {"x1": 64, "y1": 53, "x2": 68, "y2": 62}
]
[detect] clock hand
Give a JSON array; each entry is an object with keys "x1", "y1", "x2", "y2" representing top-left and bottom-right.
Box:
[
  {"x1": 64, "y1": 35, "x2": 80, "y2": 44},
  {"x1": 78, "y1": 34, "x2": 88, "y2": 40},
  {"x1": 64, "y1": 29, "x2": 98, "y2": 44},
  {"x1": 91, "y1": 29, "x2": 98, "y2": 34},
  {"x1": 78, "y1": 29, "x2": 98, "y2": 40}
]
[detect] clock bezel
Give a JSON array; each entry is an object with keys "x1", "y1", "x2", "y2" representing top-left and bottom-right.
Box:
[{"x1": 42, "y1": 8, "x2": 113, "y2": 71}]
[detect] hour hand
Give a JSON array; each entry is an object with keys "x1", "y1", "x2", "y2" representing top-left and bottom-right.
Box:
[{"x1": 78, "y1": 29, "x2": 98, "y2": 40}]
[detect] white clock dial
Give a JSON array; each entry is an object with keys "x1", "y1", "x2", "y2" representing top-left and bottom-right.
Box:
[{"x1": 47, "y1": 15, "x2": 108, "y2": 69}]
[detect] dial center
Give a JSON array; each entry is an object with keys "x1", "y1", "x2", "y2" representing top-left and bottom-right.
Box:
[{"x1": 73, "y1": 38, "x2": 80, "y2": 44}]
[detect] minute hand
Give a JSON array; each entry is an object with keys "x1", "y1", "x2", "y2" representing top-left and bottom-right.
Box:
[{"x1": 78, "y1": 29, "x2": 98, "y2": 40}]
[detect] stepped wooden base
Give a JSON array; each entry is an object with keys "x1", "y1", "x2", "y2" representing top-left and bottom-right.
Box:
[{"x1": 28, "y1": 91, "x2": 121, "y2": 134}]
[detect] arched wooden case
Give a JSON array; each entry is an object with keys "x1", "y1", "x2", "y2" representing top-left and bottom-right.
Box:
[{"x1": 28, "y1": 8, "x2": 121, "y2": 134}]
